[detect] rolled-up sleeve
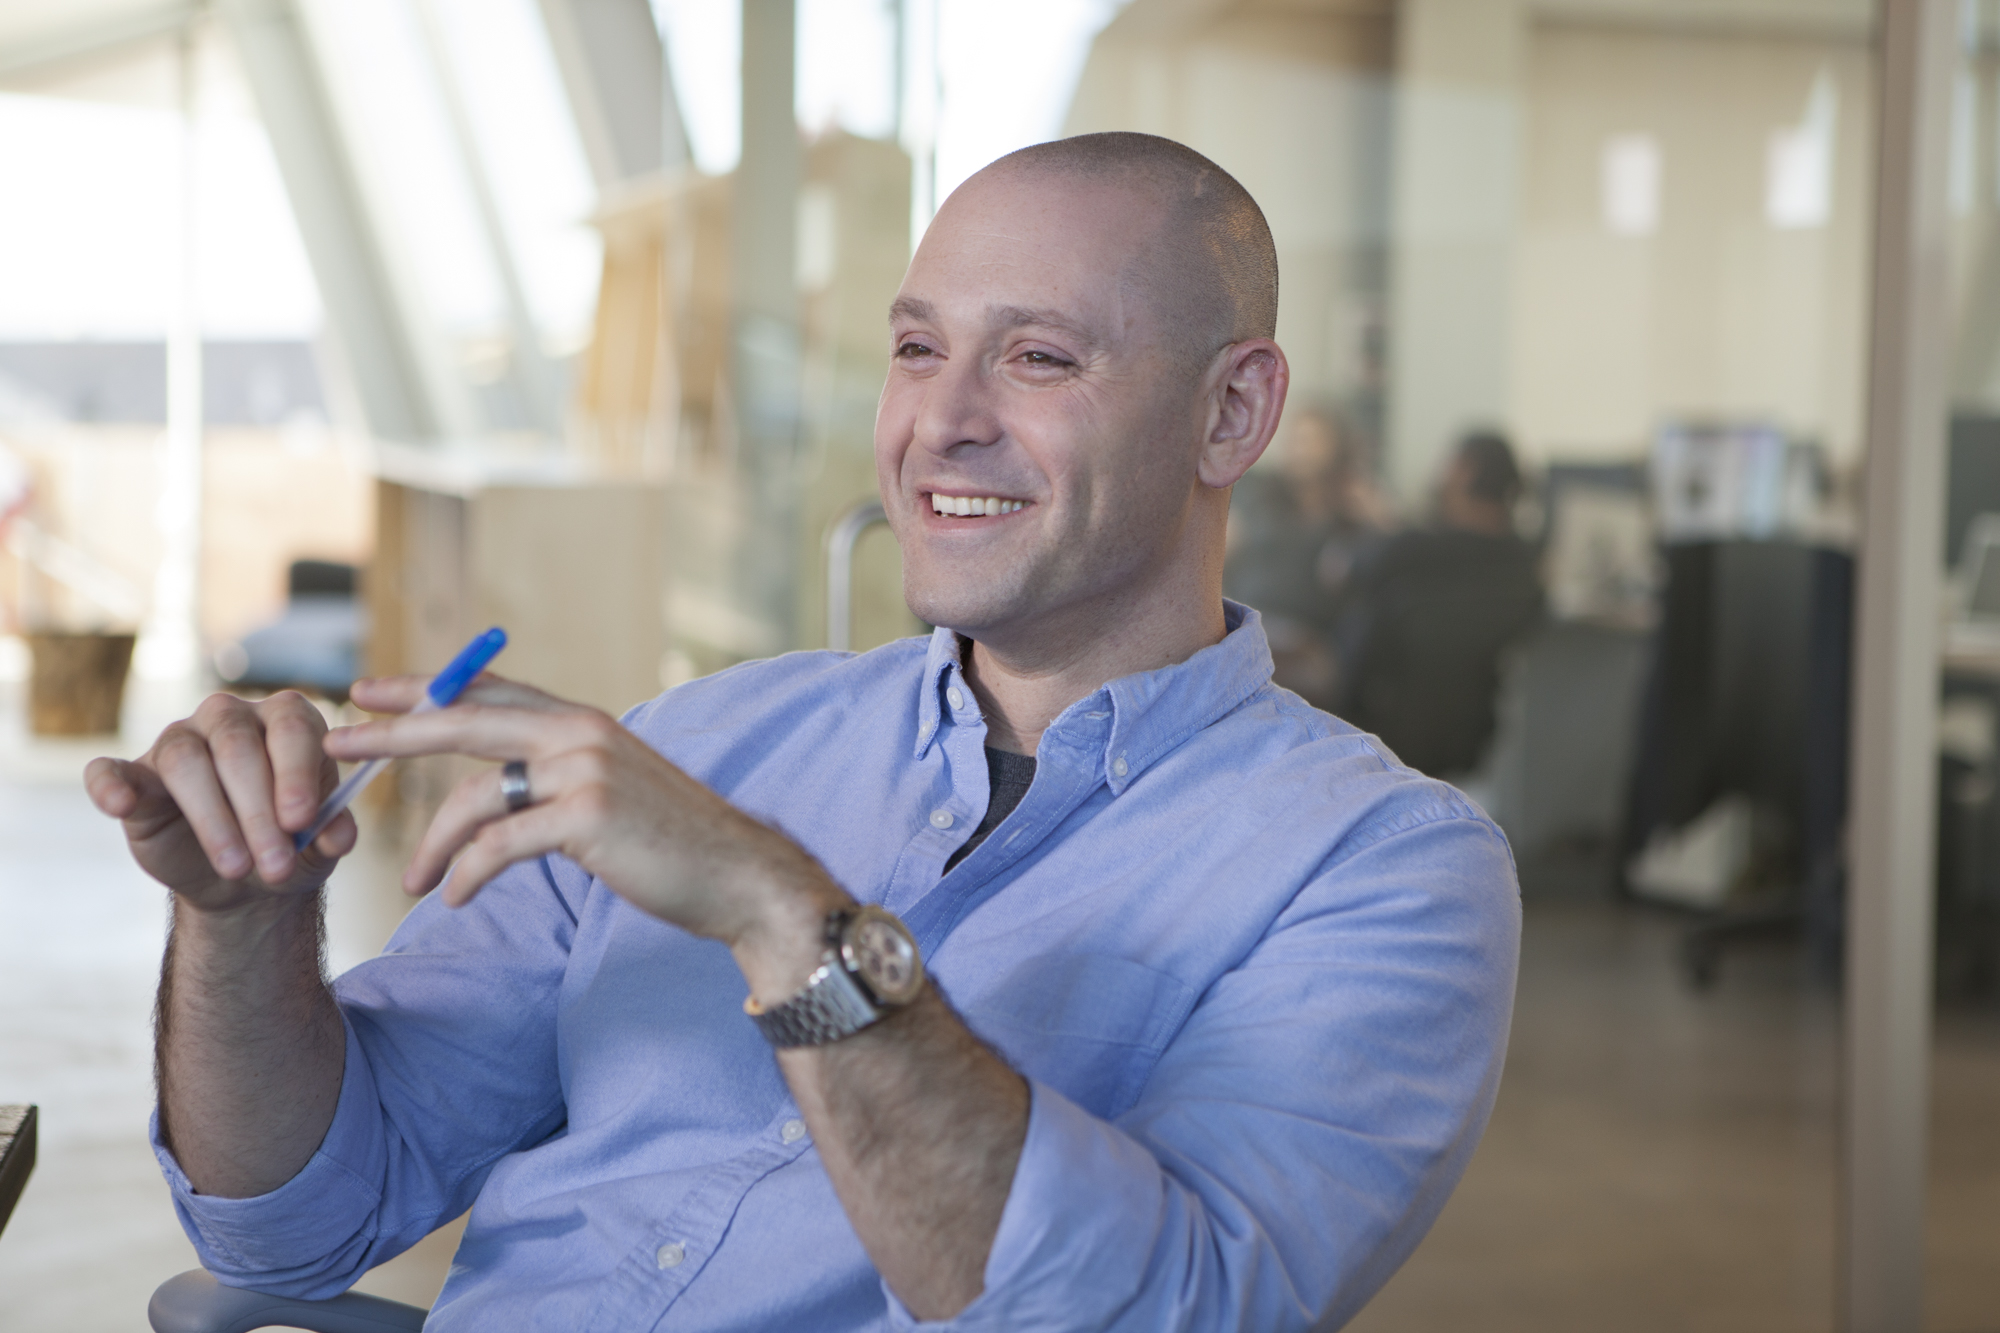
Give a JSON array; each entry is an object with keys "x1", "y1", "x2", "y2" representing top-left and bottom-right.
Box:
[
  {"x1": 888, "y1": 809, "x2": 1521, "y2": 1332},
  {"x1": 152, "y1": 1016, "x2": 392, "y2": 1292},
  {"x1": 150, "y1": 852, "x2": 586, "y2": 1297}
]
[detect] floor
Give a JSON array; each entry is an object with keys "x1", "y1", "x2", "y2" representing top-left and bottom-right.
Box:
[
  {"x1": 1, "y1": 678, "x2": 1995, "y2": 1331},
  {"x1": 0, "y1": 674, "x2": 461, "y2": 1329},
  {"x1": 1351, "y1": 893, "x2": 2000, "y2": 1333}
]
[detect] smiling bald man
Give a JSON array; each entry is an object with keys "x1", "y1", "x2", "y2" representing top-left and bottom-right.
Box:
[{"x1": 91, "y1": 133, "x2": 1520, "y2": 1332}]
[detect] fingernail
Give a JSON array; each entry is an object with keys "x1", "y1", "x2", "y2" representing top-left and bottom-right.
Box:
[
  {"x1": 261, "y1": 851, "x2": 291, "y2": 880},
  {"x1": 217, "y1": 848, "x2": 251, "y2": 878}
]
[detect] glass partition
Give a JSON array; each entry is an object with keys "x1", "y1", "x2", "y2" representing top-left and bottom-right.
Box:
[
  {"x1": 1061, "y1": 2, "x2": 1876, "y2": 1326},
  {"x1": 1933, "y1": 2, "x2": 2000, "y2": 1325}
]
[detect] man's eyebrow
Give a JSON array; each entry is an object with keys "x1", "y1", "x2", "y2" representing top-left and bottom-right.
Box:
[
  {"x1": 887, "y1": 297, "x2": 1101, "y2": 350},
  {"x1": 988, "y1": 305, "x2": 1099, "y2": 348}
]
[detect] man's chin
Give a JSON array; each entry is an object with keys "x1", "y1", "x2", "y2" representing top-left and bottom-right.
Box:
[{"x1": 903, "y1": 580, "x2": 1034, "y2": 639}]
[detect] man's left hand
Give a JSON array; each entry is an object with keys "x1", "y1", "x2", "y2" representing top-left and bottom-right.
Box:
[{"x1": 327, "y1": 675, "x2": 847, "y2": 972}]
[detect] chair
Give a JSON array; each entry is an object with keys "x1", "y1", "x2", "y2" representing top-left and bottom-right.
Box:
[
  {"x1": 149, "y1": 1270, "x2": 428, "y2": 1333},
  {"x1": 213, "y1": 558, "x2": 363, "y2": 702},
  {"x1": 1621, "y1": 539, "x2": 1854, "y2": 986}
]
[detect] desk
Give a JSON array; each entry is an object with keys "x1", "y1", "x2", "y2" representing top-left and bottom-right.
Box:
[
  {"x1": 1937, "y1": 633, "x2": 2000, "y2": 993},
  {"x1": 1942, "y1": 625, "x2": 2000, "y2": 679}
]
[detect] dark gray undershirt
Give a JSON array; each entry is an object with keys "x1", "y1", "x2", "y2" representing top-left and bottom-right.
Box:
[{"x1": 944, "y1": 746, "x2": 1038, "y2": 873}]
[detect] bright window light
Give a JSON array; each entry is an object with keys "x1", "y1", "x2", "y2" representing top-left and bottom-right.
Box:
[
  {"x1": 1600, "y1": 134, "x2": 1661, "y2": 237},
  {"x1": 651, "y1": 0, "x2": 1126, "y2": 197},
  {"x1": 430, "y1": 0, "x2": 603, "y2": 353},
  {"x1": 798, "y1": 0, "x2": 897, "y2": 141},
  {"x1": 654, "y1": 0, "x2": 741, "y2": 174},
  {"x1": 931, "y1": 0, "x2": 1125, "y2": 205},
  {"x1": 1766, "y1": 68, "x2": 1836, "y2": 231},
  {"x1": 301, "y1": 0, "x2": 508, "y2": 335},
  {"x1": 0, "y1": 92, "x2": 319, "y2": 340}
]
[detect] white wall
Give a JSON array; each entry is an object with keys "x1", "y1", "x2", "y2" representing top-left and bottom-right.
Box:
[
  {"x1": 1509, "y1": 21, "x2": 1875, "y2": 467},
  {"x1": 1064, "y1": 9, "x2": 1395, "y2": 423},
  {"x1": 1063, "y1": 0, "x2": 1881, "y2": 493}
]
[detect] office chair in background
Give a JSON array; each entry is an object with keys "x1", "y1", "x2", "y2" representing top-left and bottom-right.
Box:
[{"x1": 1622, "y1": 539, "x2": 1854, "y2": 986}]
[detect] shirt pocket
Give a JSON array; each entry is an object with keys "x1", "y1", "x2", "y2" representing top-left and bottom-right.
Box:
[{"x1": 960, "y1": 953, "x2": 1197, "y2": 1120}]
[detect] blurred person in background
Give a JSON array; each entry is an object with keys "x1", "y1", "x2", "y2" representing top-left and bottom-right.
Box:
[
  {"x1": 1329, "y1": 429, "x2": 1544, "y2": 779},
  {"x1": 1224, "y1": 404, "x2": 1393, "y2": 707}
]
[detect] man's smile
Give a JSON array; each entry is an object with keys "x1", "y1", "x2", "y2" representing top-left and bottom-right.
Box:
[{"x1": 926, "y1": 492, "x2": 1029, "y2": 518}]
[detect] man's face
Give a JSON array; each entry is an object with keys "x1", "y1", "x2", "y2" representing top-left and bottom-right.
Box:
[{"x1": 874, "y1": 170, "x2": 1211, "y2": 643}]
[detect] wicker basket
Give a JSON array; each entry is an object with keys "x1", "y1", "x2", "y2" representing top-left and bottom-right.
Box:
[{"x1": 26, "y1": 631, "x2": 136, "y2": 736}]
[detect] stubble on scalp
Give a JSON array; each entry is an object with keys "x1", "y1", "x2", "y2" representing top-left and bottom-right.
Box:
[{"x1": 982, "y1": 132, "x2": 1280, "y2": 375}]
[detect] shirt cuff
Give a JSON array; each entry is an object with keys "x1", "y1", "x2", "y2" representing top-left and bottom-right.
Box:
[
  {"x1": 151, "y1": 1015, "x2": 390, "y2": 1294},
  {"x1": 882, "y1": 1078, "x2": 1164, "y2": 1331}
]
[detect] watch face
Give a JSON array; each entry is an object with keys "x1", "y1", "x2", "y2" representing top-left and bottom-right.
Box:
[{"x1": 845, "y1": 910, "x2": 924, "y2": 1005}]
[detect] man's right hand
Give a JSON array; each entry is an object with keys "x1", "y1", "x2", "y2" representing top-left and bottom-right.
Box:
[{"x1": 85, "y1": 690, "x2": 357, "y2": 913}]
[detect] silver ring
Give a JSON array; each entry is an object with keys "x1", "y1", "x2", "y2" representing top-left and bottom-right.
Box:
[{"x1": 500, "y1": 760, "x2": 532, "y2": 813}]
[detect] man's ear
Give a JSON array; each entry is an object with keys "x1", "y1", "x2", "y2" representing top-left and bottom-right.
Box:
[{"x1": 1197, "y1": 339, "x2": 1289, "y2": 489}]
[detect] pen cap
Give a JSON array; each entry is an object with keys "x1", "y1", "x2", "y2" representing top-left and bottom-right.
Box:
[{"x1": 425, "y1": 628, "x2": 508, "y2": 707}]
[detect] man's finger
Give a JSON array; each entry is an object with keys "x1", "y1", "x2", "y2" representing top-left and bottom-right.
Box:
[
  {"x1": 327, "y1": 699, "x2": 614, "y2": 766},
  {"x1": 404, "y1": 764, "x2": 519, "y2": 895},
  {"x1": 453, "y1": 674, "x2": 571, "y2": 711},
  {"x1": 205, "y1": 708, "x2": 295, "y2": 884},
  {"x1": 84, "y1": 756, "x2": 139, "y2": 820},
  {"x1": 305, "y1": 807, "x2": 359, "y2": 865},
  {"x1": 261, "y1": 692, "x2": 332, "y2": 834},
  {"x1": 151, "y1": 728, "x2": 256, "y2": 881},
  {"x1": 347, "y1": 674, "x2": 428, "y2": 714},
  {"x1": 350, "y1": 671, "x2": 563, "y2": 717},
  {"x1": 85, "y1": 755, "x2": 182, "y2": 826},
  {"x1": 435, "y1": 800, "x2": 571, "y2": 908}
]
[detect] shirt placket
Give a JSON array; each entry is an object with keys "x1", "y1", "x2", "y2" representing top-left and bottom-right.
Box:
[
  {"x1": 881, "y1": 665, "x2": 993, "y2": 917},
  {"x1": 581, "y1": 1109, "x2": 818, "y2": 1331},
  {"x1": 901, "y1": 702, "x2": 1115, "y2": 954}
]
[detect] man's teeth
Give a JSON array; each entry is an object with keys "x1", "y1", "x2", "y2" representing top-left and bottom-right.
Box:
[{"x1": 930, "y1": 495, "x2": 1025, "y2": 517}]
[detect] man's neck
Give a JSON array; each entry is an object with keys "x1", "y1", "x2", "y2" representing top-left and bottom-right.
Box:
[{"x1": 957, "y1": 584, "x2": 1228, "y2": 756}]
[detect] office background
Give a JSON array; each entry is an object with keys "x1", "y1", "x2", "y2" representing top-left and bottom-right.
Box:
[{"x1": 0, "y1": 1, "x2": 1992, "y2": 1330}]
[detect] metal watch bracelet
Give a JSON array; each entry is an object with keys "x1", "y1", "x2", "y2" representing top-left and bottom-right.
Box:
[{"x1": 747, "y1": 959, "x2": 883, "y2": 1047}]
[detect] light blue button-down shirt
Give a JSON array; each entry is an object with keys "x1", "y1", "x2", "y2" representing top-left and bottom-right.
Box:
[{"x1": 155, "y1": 604, "x2": 1520, "y2": 1330}]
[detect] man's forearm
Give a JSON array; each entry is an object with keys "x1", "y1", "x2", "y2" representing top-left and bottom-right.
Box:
[
  {"x1": 780, "y1": 988, "x2": 1030, "y2": 1320},
  {"x1": 727, "y1": 870, "x2": 1028, "y2": 1318},
  {"x1": 157, "y1": 892, "x2": 346, "y2": 1198}
]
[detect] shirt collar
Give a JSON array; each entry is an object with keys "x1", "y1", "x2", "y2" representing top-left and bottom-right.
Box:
[{"x1": 913, "y1": 601, "x2": 1276, "y2": 793}]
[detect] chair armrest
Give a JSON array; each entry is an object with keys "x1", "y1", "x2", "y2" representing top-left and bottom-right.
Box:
[{"x1": 148, "y1": 1269, "x2": 428, "y2": 1333}]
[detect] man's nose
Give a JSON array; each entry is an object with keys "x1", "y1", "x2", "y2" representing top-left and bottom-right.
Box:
[{"x1": 912, "y1": 356, "x2": 1002, "y2": 457}]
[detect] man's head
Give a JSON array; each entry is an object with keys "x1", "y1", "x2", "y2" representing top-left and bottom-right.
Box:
[
  {"x1": 875, "y1": 133, "x2": 1288, "y2": 660},
  {"x1": 1435, "y1": 430, "x2": 1524, "y2": 536}
]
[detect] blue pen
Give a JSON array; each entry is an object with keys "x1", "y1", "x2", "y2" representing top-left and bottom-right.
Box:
[{"x1": 293, "y1": 627, "x2": 509, "y2": 852}]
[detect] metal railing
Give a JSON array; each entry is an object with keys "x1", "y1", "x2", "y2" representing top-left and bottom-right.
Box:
[{"x1": 824, "y1": 499, "x2": 889, "y2": 652}]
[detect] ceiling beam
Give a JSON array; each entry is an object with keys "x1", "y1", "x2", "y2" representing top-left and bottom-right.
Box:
[
  {"x1": 219, "y1": 0, "x2": 442, "y2": 442},
  {"x1": 0, "y1": 2, "x2": 198, "y2": 82}
]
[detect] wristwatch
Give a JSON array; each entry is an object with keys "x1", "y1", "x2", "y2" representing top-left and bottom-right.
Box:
[{"x1": 745, "y1": 905, "x2": 926, "y2": 1048}]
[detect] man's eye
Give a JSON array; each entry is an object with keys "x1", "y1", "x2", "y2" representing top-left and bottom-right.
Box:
[
  {"x1": 1021, "y1": 351, "x2": 1068, "y2": 367},
  {"x1": 895, "y1": 341, "x2": 934, "y2": 359}
]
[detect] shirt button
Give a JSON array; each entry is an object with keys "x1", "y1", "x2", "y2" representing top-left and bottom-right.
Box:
[
  {"x1": 1112, "y1": 755, "x2": 1129, "y2": 778},
  {"x1": 930, "y1": 809, "x2": 954, "y2": 829},
  {"x1": 781, "y1": 1118, "x2": 807, "y2": 1143},
  {"x1": 947, "y1": 686, "x2": 965, "y2": 710},
  {"x1": 656, "y1": 1241, "x2": 686, "y2": 1270}
]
